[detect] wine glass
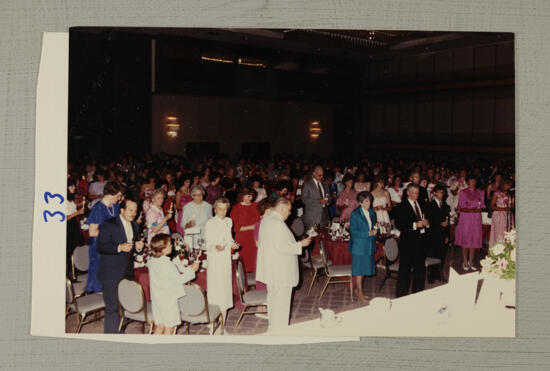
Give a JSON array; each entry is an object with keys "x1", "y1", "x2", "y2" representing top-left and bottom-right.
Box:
[{"x1": 178, "y1": 243, "x2": 185, "y2": 262}]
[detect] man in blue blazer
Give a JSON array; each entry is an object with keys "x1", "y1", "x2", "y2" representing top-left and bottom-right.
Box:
[{"x1": 97, "y1": 198, "x2": 144, "y2": 334}]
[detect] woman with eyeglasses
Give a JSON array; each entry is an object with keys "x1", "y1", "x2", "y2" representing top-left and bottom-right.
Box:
[{"x1": 180, "y1": 185, "x2": 213, "y2": 244}]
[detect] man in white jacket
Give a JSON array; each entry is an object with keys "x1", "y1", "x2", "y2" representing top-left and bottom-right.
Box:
[{"x1": 257, "y1": 197, "x2": 312, "y2": 331}]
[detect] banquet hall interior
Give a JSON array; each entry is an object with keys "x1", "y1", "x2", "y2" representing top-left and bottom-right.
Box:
[{"x1": 65, "y1": 27, "x2": 515, "y2": 335}]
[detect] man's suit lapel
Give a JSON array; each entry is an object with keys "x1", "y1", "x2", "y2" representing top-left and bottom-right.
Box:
[
  {"x1": 405, "y1": 199, "x2": 418, "y2": 220},
  {"x1": 131, "y1": 221, "x2": 139, "y2": 241},
  {"x1": 114, "y1": 216, "x2": 127, "y2": 242}
]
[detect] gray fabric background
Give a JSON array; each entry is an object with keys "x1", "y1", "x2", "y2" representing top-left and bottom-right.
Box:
[{"x1": 1, "y1": 0, "x2": 549, "y2": 369}]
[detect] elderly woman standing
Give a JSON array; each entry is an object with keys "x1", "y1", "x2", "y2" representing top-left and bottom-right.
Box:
[
  {"x1": 348, "y1": 191, "x2": 377, "y2": 302},
  {"x1": 145, "y1": 188, "x2": 173, "y2": 244},
  {"x1": 85, "y1": 181, "x2": 125, "y2": 293},
  {"x1": 204, "y1": 197, "x2": 238, "y2": 325},
  {"x1": 180, "y1": 185, "x2": 212, "y2": 245},
  {"x1": 230, "y1": 187, "x2": 261, "y2": 273}
]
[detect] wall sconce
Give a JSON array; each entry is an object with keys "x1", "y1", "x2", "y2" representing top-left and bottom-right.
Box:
[
  {"x1": 166, "y1": 116, "x2": 181, "y2": 138},
  {"x1": 309, "y1": 120, "x2": 321, "y2": 140}
]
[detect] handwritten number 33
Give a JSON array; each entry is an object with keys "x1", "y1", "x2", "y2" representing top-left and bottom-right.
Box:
[{"x1": 43, "y1": 192, "x2": 65, "y2": 222}]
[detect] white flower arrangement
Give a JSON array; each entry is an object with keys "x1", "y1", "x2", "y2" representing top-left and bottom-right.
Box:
[{"x1": 480, "y1": 229, "x2": 516, "y2": 280}]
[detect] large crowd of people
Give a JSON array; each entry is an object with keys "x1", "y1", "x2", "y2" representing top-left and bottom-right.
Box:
[{"x1": 66, "y1": 151, "x2": 515, "y2": 333}]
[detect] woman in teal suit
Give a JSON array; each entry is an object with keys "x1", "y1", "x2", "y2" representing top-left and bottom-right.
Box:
[{"x1": 348, "y1": 191, "x2": 378, "y2": 302}]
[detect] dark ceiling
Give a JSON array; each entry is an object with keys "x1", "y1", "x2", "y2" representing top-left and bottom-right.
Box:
[{"x1": 75, "y1": 27, "x2": 513, "y2": 63}]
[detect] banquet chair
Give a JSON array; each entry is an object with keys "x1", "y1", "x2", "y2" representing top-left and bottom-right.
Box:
[
  {"x1": 66, "y1": 278, "x2": 105, "y2": 333},
  {"x1": 178, "y1": 283, "x2": 224, "y2": 335},
  {"x1": 234, "y1": 260, "x2": 268, "y2": 331},
  {"x1": 71, "y1": 245, "x2": 89, "y2": 297},
  {"x1": 290, "y1": 217, "x2": 305, "y2": 238},
  {"x1": 318, "y1": 241, "x2": 353, "y2": 301},
  {"x1": 379, "y1": 237, "x2": 400, "y2": 290},
  {"x1": 302, "y1": 248, "x2": 332, "y2": 295},
  {"x1": 246, "y1": 272, "x2": 256, "y2": 289},
  {"x1": 117, "y1": 279, "x2": 154, "y2": 334}
]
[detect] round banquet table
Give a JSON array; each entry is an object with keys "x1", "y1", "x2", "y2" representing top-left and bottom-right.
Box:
[
  {"x1": 133, "y1": 256, "x2": 245, "y2": 311},
  {"x1": 310, "y1": 227, "x2": 386, "y2": 265}
]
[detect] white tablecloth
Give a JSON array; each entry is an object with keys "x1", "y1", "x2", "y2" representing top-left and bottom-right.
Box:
[{"x1": 264, "y1": 271, "x2": 515, "y2": 337}]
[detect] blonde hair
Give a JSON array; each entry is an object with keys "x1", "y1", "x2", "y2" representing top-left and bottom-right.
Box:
[
  {"x1": 150, "y1": 188, "x2": 166, "y2": 201},
  {"x1": 150, "y1": 233, "x2": 171, "y2": 258}
]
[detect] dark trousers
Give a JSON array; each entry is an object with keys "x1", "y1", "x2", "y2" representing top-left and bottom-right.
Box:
[
  {"x1": 395, "y1": 239, "x2": 427, "y2": 298},
  {"x1": 427, "y1": 240, "x2": 447, "y2": 282},
  {"x1": 100, "y1": 278, "x2": 121, "y2": 334}
]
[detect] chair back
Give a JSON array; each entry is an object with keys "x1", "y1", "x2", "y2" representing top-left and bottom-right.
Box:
[
  {"x1": 72, "y1": 245, "x2": 89, "y2": 272},
  {"x1": 118, "y1": 279, "x2": 145, "y2": 314},
  {"x1": 234, "y1": 260, "x2": 247, "y2": 302},
  {"x1": 318, "y1": 241, "x2": 331, "y2": 273},
  {"x1": 290, "y1": 217, "x2": 305, "y2": 238},
  {"x1": 178, "y1": 283, "x2": 209, "y2": 320},
  {"x1": 383, "y1": 238, "x2": 399, "y2": 262},
  {"x1": 66, "y1": 278, "x2": 78, "y2": 312}
]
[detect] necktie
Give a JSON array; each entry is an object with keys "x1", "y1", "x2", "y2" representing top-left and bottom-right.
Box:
[
  {"x1": 414, "y1": 202, "x2": 422, "y2": 221},
  {"x1": 317, "y1": 181, "x2": 324, "y2": 198}
]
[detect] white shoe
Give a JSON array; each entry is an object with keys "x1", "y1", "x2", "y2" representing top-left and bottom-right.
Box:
[
  {"x1": 468, "y1": 262, "x2": 477, "y2": 271},
  {"x1": 463, "y1": 263, "x2": 470, "y2": 271}
]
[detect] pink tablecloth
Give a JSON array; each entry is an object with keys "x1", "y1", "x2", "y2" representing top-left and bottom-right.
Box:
[{"x1": 133, "y1": 258, "x2": 244, "y2": 311}]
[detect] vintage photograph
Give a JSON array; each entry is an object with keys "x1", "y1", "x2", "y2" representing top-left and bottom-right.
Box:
[{"x1": 65, "y1": 27, "x2": 515, "y2": 336}]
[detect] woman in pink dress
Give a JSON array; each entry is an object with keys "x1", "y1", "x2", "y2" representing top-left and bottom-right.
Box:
[
  {"x1": 336, "y1": 174, "x2": 358, "y2": 223},
  {"x1": 353, "y1": 172, "x2": 371, "y2": 193},
  {"x1": 486, "y1": 173, "x2": 503, "y2": 212},
  {"x1": 489, "y1": 178, "x2": 514, "y2": 246},
  {"x1": 145, "y1": 189, "x2": 173, "y2": 244},
  {"x1": 454, "y1": 175, "x2": 485, "y2": 271},
  {"x1": 175, "y1": 176, "x2": 192, "y2": 236}
]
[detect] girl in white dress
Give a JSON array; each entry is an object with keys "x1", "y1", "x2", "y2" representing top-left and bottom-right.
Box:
[
  {"x1": 371, "y1": 175, "x2": 392, "y2": 225},
  {"x1": 204, "y1": 197, "x2": 238, "y2": 325},
  {"x1": 148, "y1": 234, "x2": 199, "y2": 335}
]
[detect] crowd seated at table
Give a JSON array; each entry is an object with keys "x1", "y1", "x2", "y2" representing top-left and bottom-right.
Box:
[{"x1": 66, "y1": 152, "x2": 515, "y2": 334}]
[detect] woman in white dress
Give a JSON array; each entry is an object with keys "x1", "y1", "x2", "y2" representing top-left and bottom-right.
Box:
[
  {"x1": 387, "y1": 174, "x2": 403, "y2": 207},
  {"x1": 204, "y1": 197, "x2": 238, "y2": 325},
  {"x1": 148, "y1": 234, "x2": 199, "y2": 335},
  {"x1": 371, "y1": 175, "x2": 392, "y2": 225}
]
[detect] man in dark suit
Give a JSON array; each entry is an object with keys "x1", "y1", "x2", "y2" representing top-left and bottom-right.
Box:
[
  {"x1": 301, "y1": 165, "x2": 331, "y2": 231},
  {"x1": 427, "y1": 184, "x2": 451, "y2": 283},
  {"x1": 394, "y1": 183, "x2": 431, "y2": 298},
  {"x1": 409, "y1": 171, "x2": 429, "y2": 207},
  {"x1": 97, "y1": 198, "x2": 144, "y2": 333}
]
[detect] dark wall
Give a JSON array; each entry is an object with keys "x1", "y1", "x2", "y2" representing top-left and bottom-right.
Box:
[
  {"x1": 352, "y1": 41, "x2": 514, "y2": 155},
  {"x1": 69, "y1": 30, "x2": 151, "y2": 160},
  {"x1": 68, "y1": 29, "x2": 514, "y2": 161}
]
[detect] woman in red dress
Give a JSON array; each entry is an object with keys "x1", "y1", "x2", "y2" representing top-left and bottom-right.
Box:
[{"x1": 230, "y1": 187, "x2": 261, "y2": 273}]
